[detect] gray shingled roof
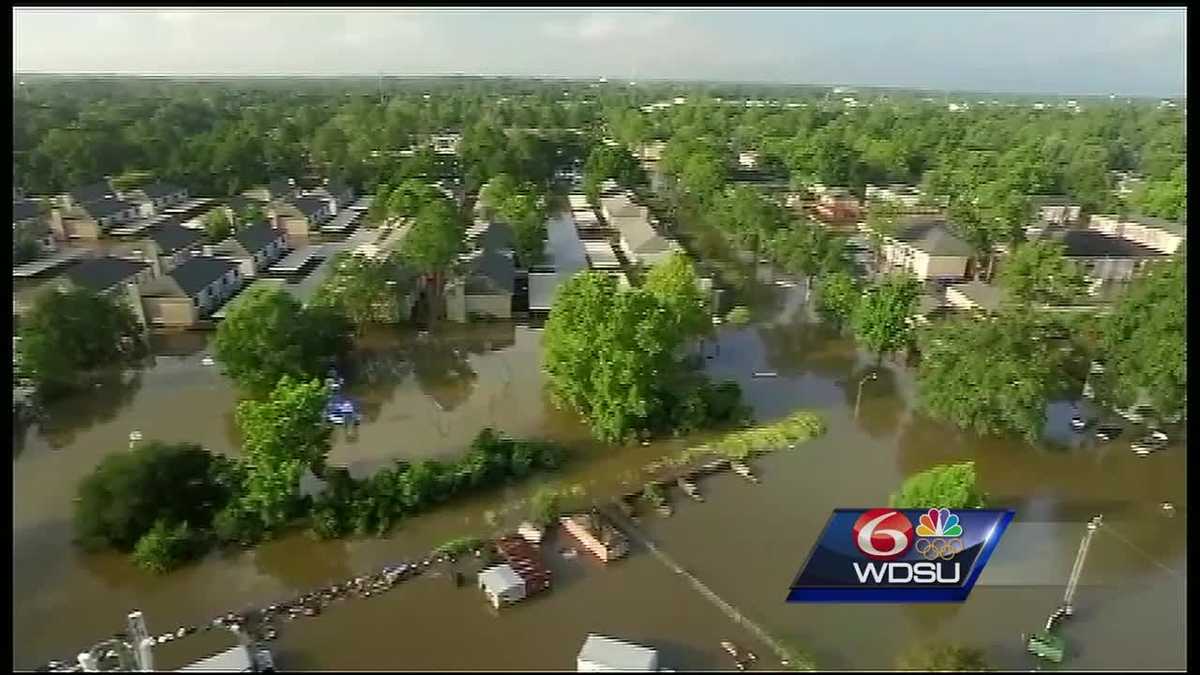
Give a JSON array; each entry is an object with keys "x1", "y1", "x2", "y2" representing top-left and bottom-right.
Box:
[
  {"x1": 891, "y1": 218, "x2": 974, "y2": 257},
  {"x1": 288, "y1": 197, "x2": 327, "y2": 218},
  {"x1": 1040, "y1": 227, "x2": 1167, "y2": 258},
  {"x1": 64, "y1": 257, "x2": 148, "y2": 292},
  {"x1": 13, "y1": 199, "x2": 41, "y2": 223},
  {"x1": 149, "y1": 223, "x2": 203, "y2": 255},
  {"x1": 139, "y1": 182, "x2": 185, "y2": 199},
  {"x1": 232, "y1": 222, "x2": 283, "y2": 255},
  {"x1": 465, "y1": 249, "x2": 516, "y2": 295},
  {"x1": 474, "y1": 222, "x2": 515, "y2": 251},
  {"x1": 69, "y1": 181, "x2": 115, "y2": 204},
  {"x1": 267, "y1": 179, "x2": 293, "y2": 199},
  {"x1": 80, "y1": 198, "x2": 136, "y2": 220},
  {"x1": 164, "y1": 257, "x2": 237, "y2": 297}
]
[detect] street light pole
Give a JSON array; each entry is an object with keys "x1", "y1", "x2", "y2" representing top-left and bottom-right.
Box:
[{"x1": 855, "y1": 371, "x2": 878, "y2": 420}]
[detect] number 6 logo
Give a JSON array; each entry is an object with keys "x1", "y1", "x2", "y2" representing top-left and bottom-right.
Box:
[{"x1": 852, "y1": 509, "x2": 914, "y2": 560}]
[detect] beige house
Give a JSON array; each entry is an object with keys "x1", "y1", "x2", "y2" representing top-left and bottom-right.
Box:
[
  {"x1": 599, "y1": 193, "x2": 677, "y2": 266},
  {"x1": 211, "y1": 222, "x2": 289, "y2": 278},
  {"x1": 878, "y1": 217, "x2": 973, "y2": 281},
  {"x1": 139, "y1": 257, "x2": 242, "y2": 327},
  {"x1": 1087, "y1": 214, "x2": 1185, "y2": 255},
  {"x1": 865, "y1": 184, "x2": 923, "y2": 209},
  {"x1": 51, "y1": 199, "x2": 141, "y2": 240},
  {"x1": 60, "y1": 256, "x2": 156, "y2": 326},
  {"x1": 269, "y1": 197, "x2": 331, "y2": 244},
  {"x1": 445, "y1": 248, "x2": 515, "y2": 322},
  {"x1": 559, "y1": 512, "x2": 629, "y2": 563}
]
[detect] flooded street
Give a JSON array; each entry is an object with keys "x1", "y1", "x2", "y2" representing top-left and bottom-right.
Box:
[{"x1": 13, "y1": 218, "x2": 1186, "y2": 670}]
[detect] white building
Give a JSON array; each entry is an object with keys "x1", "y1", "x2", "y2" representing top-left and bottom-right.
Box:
[
  {"x1": 477, "y1": 564, "x2": 526, "y2": 609},
  {"x1": 1087, "y1": 214, "x2": 1186, "y2": 255},
  {"x1": 576, "y1": 634, "x2": 660, "y2": 672}
]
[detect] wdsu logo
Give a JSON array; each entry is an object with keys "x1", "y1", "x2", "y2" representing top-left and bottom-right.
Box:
[{"x1": 787, "y1": 507, "x2": 1013, "y2": 603}]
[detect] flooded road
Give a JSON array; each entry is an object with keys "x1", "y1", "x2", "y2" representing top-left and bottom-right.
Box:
[{"x1": 12, "y1": 216, "x2": 1187, "y2": 669}]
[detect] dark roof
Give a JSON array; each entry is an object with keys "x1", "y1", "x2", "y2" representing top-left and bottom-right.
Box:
[
  {"x1": 139, "y1": 182, "x2": 185, "y2": 199},
  {"x1": 232, "y1": 222, "x2": 284, "y2": 254},
  {"x1": 475, "y1": 222, "x2": 515, "y2": 251},
  {"x1": 891, "y1": 217, "x2": 974, "y2": 256},
  {"x1": 165, "y1": 257, "x2": 238, "y2": 297},
  {"x1": 287, "y1": 197, "x2": 327, "y2": 218},
  {"x1": 13, "y1": 199, "x2": 41, "y2": 223},
  {"x1": 80, "y1": 198, "x2": 136, "y2": 220},
  {"x1": 466, "y1": 249, "x2": 516, "y2": 295},
  {"x1": 149, "y1": 223, "x2": 203, "y2": 255},
  {"x1": 325, "y1": 180, "x2": 352, "y2": 197},
  {"x1": 267, "y1": 179, "x2": 293, "y2": 198},
  {"x1": 64, "y1": 257, "x2": 149, "y2": 292},
  {"x1": 1041, "y1": 227, "x2": 1167, "y2": 259},
  {"x1": 69, "y1": 181, "x2": 115, "y2": 204}
]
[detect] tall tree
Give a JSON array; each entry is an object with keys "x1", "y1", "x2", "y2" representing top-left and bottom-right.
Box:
[
  {"x1": 401, "y1": 198, "x2": 464, "y2": 313},
  {"x1": 916, "y1": 313, "x2": 1065, "y2": 442},
  {"x1": 851, "y1": 274, "x2": 921, "y2": 363},
  {"x1": 235, "y1": 376, "x2": 332, "y2": 529},
  {"x1": 1094, "y1": 254, "x2": 1186, "y2": 421},
  {"x1": 213, "y1": 285, "x2": 350, "y2": 395},
  {"x1": 17, "y1": 287, "x2": 142, "y2": 397},
  {"x1": 998, "y1": 240, "x2": 1087, "y2": 307}
]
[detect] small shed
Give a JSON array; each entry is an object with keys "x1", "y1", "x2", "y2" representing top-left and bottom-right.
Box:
[
  {"x1": 576, "y1": 634, "x2": 660, "y2": 672},
  {"x1": 478, "y1": 563, "x2": 525, "y2": 609}
]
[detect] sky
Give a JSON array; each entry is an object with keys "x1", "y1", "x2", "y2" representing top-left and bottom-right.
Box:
[{"x1": 11, "y1": 7, "x2": 1189, "y2": 97}]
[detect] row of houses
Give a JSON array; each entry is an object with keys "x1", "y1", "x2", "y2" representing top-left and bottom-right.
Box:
[{"x1": 14, "y1": 222, "x2": 290, "y2": 328}]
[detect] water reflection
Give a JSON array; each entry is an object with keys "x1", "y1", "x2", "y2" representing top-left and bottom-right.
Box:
[
  {"x1": 757, "y1": 320, "x2": 859, "y2": 380},
  {"x1": 36, "y1": 369, "x2": 146, "y2": 450},
  {"x1": 842, "y1": 365, "x2": 905, "y2": 440}
]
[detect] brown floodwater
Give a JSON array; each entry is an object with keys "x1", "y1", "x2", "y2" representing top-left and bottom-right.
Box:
[{"x1": 12, "y1": 217, "x2": 1186, "y2": 670}]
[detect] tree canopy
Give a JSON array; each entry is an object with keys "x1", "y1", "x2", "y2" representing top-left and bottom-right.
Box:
[
  {"x1": 895, "y1": 642, "x2": 989, "y2": 671},
  {"x1": 213, "y1": 285, "x2": 351, "y2": 395},
  {"x1": 17, "y1": 287, "x2": 142, "y2": 397},
  {"x1": 1094, "y1": 254, "x2": 1186, "y2": 420},
  {"x1": 851, "y1": 274, "x2": 921, "y2": 362},
  {"x1": 890, "y1": 462, "x2": 986, "y2": 510},
  {"x1": 916, "y1": 313, "x2": 1066, "y2": 442},
  {"x1": 998, "y1": 240, "x2": 1087, "y2": 306}
]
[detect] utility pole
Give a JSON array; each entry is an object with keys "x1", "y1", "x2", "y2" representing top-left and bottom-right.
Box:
[{"x1": 1062, "y1": 515, "x2": 1102, "y2": 616}]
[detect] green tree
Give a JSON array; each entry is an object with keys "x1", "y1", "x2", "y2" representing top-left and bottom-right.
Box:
[
  {"x1": 387, "y1": 179, "x2": 446, "y2": 221},
  {"x1": 1094, "y1": 254, "x2": 1186, "y2": 420},
  {"x1": 235, "y1": 376, "x2": 332, "y2": 529},
  {"x1": 236, "y1": 202, "x2": 266, "y2": 227},
  {"x1": 202, "y1": 207, "x2": 233, "y2": 243},
  {"x1": 17, "y1": 287, "x2": 142, "y2": 397},
  {"x1": 890, "y1": 462, "x2": 986, "y2": 510},
  {"x1": 479, "y1": 173, "x2": 519, "y2": 216},
  {"x1": 311, "y1": 253, "x2": 409, "y2": 329},
  {"x1": 916, "y1": 313, "x2": 1064, "y2": 442},
  {"x1": 896, "y1": 642, "x2": 989, "y2": 671},
  {"x1": 998, "y1": 240, "x2": 1087, "y2": 306},
  {"x1": 74, "y1": 441, "x2": 233, "y2": 552},
  {"x1": 641, "y1": 252, "x2": 710, "y2": 339},
  {"x1": 813, "y1": 271, "x2": 860, "y2": 330},
  {"x1": 851, "y1": 274, "x2": 921, "y2": 363},
  {"x1": 132, "y1": 520, "x2": 202, "y2": 574},
  {"x1": 498, "y1": 191, "x2": 547, "y2": 267},
  {"x1": 213, "y1": 285, "x2": 350, "y2": 395},
  {"x1": 400, "y1": 198, "x2": 464, "y2": 311}
]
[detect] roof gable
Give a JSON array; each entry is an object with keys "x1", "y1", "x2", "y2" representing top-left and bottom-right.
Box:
[{"x1": 64, "y1": 257, "x2": 149, "y2": 292}]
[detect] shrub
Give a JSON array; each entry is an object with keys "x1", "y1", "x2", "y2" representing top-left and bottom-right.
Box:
[
  {"x1": 133, "y1": 520, "x2": 202, "y2": 574},
  {"x1": 890, "y1": 462, "x2": 987, "y2": 510}
]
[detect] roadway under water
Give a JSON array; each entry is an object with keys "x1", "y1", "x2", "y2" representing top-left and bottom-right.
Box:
[{"x1": 12, "y1": 225, "x2": 1186, "y2": 670}]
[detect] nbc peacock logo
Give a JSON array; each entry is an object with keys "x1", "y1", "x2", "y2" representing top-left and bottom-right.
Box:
[
  {"x1": 916, "y1": 508, "x2": 963, "y2": 538},
  {"x1": 914, "y1": 508, "x2": 964, "y2": 561}
]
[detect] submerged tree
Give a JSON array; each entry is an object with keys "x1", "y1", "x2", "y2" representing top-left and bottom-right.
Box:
[
  {"x1": 851, "y1": 274, "x2": 921, "y2": 363},
  {"x1": 890, "y1": 462, "x2": 986, "y2": 510}
]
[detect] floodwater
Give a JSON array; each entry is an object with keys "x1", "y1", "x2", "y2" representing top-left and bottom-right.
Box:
[{"x1": 13, "y1": 216, "x2": 1187, "y2": 670}]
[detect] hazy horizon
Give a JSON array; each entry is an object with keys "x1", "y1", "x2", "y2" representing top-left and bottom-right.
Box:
[{"x1": 12, "y1": 8, "x2": 1189, "y2": 97}]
